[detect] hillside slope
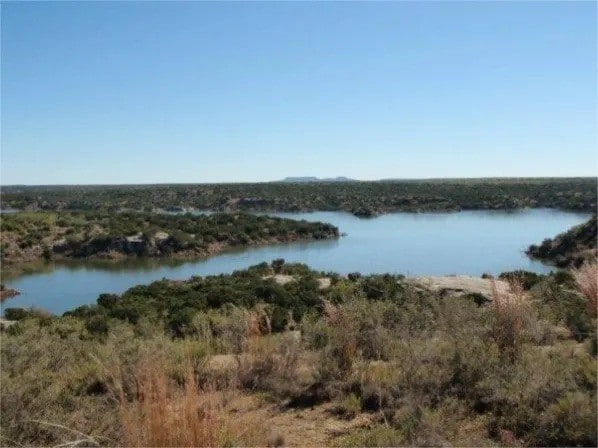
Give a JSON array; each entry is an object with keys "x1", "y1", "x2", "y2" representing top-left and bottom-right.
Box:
[{"x1": 527, "y1": 216, "x2": 597, "y2": 268}]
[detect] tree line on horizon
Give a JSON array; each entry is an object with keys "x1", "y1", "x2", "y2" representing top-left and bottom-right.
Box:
[{"x1": 1, "y1": 178, "x2": 596, "y2": 216}]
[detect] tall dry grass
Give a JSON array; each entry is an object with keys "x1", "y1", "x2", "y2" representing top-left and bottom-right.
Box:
[
  {"x1": 322, "y1": 300, "x2": 358, "y2": 372},
  {"x1": 572, "y1": 262, "x2": 598, "y2": 318},
  {"x1": 490, "y1": 278, "x2": 528, "y2": 361},
  {"x1": 118, "y1": 356, "x2": 263, "y2": 447}
]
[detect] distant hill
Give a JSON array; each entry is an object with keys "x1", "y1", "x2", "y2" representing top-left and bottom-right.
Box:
[{"x1": 279, "y1": 176, "x2": 356, "y2": 183}]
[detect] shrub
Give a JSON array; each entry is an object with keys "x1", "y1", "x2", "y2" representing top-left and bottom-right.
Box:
[
  {"x1": 237, "y1": 333, "x2": 303, "y2": 398},
  {"x1": 301, "y1": 312, "x2": 332, "y2": 350},
  {"x1": 3, "y1": 308, "x2": 32, "y2": 321},
  {"x1": 167, "y1": 307, "x2": 196, "y2": 337},
  {"x1": 271, "y1": 258, "x2": 285, "y2": 273},
  {"x1": 4, "y1": 307, "x2": 52, "y2": 322},
  {"x1": 480, "y1": 345, "x2": 595, "y2": 443},
  {"x1": 85, "y1": 315, "x2": 109, "y2": 337},
  {"x1": 530, "y1": 391, "x2": 597, "y2": 447},
  {"x1": 532, "y1": 276, "x2": 593, "y2": 341},
  {"x1": 0, "y1": 318, "x2": 117, "y2": 446},
  {"x1": 97, "y1": 293, "x2": 119, "y2": 309},
  {"x1": 347, "y1": 272, "x2": 361, "y2": 282},
  {"x1": 331, "y1": 393, "x2": 361, "y2": 419},
  {"x1": 498, "y1": 270, "x2": 543, "y2": 290}
]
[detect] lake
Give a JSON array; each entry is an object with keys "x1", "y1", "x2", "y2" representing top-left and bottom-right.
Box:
[{"x1": 1, "y1": 209, "x2": 591, "y2": 315}]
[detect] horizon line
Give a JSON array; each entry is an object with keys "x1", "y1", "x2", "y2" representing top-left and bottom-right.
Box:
[{"x1": 1, "y1": 175, "x2": 597, "y2": 188}]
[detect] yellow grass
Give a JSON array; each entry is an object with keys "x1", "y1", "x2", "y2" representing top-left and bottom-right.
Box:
[
  {"x1": 490, "y1": 278, "x2": 527, "y2": 361},
  {"x1": 573, "y1": 262, "x2": 598, "y2": 318},
  {"x1": 119, "y1": 356, "x2": 263, "y2": 447}
]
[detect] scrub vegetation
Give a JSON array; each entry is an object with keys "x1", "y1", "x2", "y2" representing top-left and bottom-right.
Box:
[
  {"x1": 527, "y1": 216, "x2": 597, "y2": 268},
  {"x1": 0, "y1": 211, "x2": 338, "y2": 265},
  {"x1": 2, "y1": 177, "x2": 596, "y2": 217},
  {"x1": 2, "y1": 260, "x2": 596, "y2": 447}
]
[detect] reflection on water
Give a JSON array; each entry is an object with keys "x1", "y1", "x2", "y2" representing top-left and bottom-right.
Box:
[{"x1": 1, "y1": 209, "x2": 591, "y2": 315}]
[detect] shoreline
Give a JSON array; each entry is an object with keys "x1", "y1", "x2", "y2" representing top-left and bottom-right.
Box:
[
  {"x1": 0, "y1": 233, "x2": 341, "y2": 279},
  {"x1": 2, "y1": 204, "x2": 596, "y2": 218},
  {"x1": 0, "y1": 287, "x2": 20, "y2": 302}
]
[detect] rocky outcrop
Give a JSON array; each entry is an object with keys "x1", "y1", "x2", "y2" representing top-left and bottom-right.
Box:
[
  {"x1": 406, "y1": 276, "x2": 511, "y2": 302},
  {"x1": 61, "y1": 233, "x2": 188, "y2": 258}
]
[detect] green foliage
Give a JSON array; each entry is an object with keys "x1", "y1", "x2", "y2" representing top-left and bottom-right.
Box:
[
  {"x1": 57, "y1": 263, "x2": 340, "y2": 336},
  {"x1": 481, "y1": 347, "x2": 597, "y2": 445},
  {"x1": 271, "y1": 258, "x2": 285, "y2": 273},
  {"x1": 530, "y1": 391, "x2": 597, "y2": 446},
  {"x1": 331, "y1": 393, "x2": 361, "y2": 419},
  {"x1": 498, "y1": 270, "x2": 544, "y2": 290},
  {"x1": 4, "y1": 308, "x2": 32, "y2": 321},
  {"x1": 531, "y1": 277, "x2": 593, "y2": 341},
  {"x1": 527, "y1": 216, "x2": 597, "y2": 267},
  {"x1": 3, "y1": 307, "x2": 51, "y2": 322},
  {"x1": 2, "y1": 178, "x2": 596, "y2": 215},
  {"x1": 85, "y1": 315, "x2": 109, "y2": 337},
  {"x1": 2, "y1": 264, "x2": 596, "y2": 447},
  {"x1": 1, "y1": 211, "x2": 338, "y2": 263}
]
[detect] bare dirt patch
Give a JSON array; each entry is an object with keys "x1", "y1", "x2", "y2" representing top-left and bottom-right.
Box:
[
  {"x1": 263, "y1": 274, "x2": 296, "y2": 285},
  {"x1": 226, "y1": 393, "x2": 375, "y2": 447}
]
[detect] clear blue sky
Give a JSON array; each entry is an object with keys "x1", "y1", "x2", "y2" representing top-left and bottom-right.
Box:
[{"x1": 1, "y1": 1, "x2": 596, "y2": 184}]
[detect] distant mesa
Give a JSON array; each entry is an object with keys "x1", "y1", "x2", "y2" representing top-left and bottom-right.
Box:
[{"x1": 278, "y1": 176, "x2": 356, "y2": 183}]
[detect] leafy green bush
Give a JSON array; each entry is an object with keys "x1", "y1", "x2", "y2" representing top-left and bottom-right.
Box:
[{"x1": 498, "y1": 270, "x2": 544, "y2": 290}]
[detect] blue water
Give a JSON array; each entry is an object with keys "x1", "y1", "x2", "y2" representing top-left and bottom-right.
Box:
[{"x1": 2, "y1": 209, "x2": 591, "y2": 315}]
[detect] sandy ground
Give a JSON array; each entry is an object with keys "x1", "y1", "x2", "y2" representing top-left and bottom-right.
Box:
[
  {"x1": 263, "y1": 275, "x2": 331, "y2": 289},
  {"x1": 263, "y1": 274, "x2": 296, "y2": 285},
  {"x1": 265, "y1": 273, "x2": 511, "y2": 301},
  {"x1": 224, "y1": 393, "x2": 375, "y2": 447},
  {"x1": 0, "y1": 318, "x2": 17, "y2": 328},
  {"x1": 406, "y1": 275, "x2": 512, "y2": 300}
]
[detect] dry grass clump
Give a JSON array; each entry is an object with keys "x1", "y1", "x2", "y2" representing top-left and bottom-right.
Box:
[
  {"x1": 322, "y1": 301, "x2": 359, "y2": 373},
  {"x1": 0, "y1": 318, "x2": 120, "y2": 447},
  {"x1": 119, "y1": 355, "x2": 263, "y2": 447},
  {"x1": 490, "y1": 278, "x2": 529, "y2": 361},
  {"x1": 191, "y1": 304, "x2": 274, "y2": 356},
  {"x1": 237, "y1": 332, "x2": 304, "y2": 398},
  {"x1": 316, "y1": 299, "x2": 398, "y2": 373},
  {"x1": 572, "y1": 262, "x2": 598, "y2": 318}
]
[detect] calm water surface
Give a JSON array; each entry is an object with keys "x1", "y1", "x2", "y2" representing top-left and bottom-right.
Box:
[{"x1": 2, "y1": 209, "x2": 591, "y2": 315}]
